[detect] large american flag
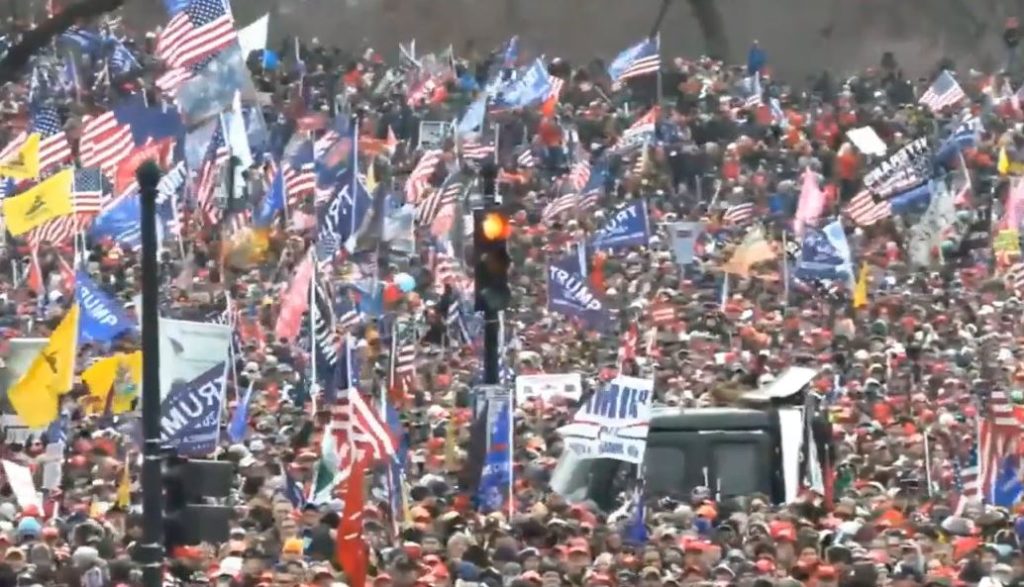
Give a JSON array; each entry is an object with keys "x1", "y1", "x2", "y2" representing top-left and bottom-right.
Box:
[
  {"x1": 919, "y1": 70, "x2": 966, "y2": 113},
  {"x1": 80, "y1": 110, "x2": 134, "y2": 176},
  {"x1": 570, "y1": 159, "x2": 591, "y2": 192},
  {"x1": 405, "y1": 149, "x2": 443, "y2": 204},
  {"x1": 195, "y1": 124, "x2": 229, "y2": 225},
  {"x1": 844, "y1": 190, "x2": 891, "y2": 227},
  {"x1": 0, "y1": 107, "x2": 72, "y2": 174},
  {"x1": 608, "y1": 37, "x2": 660, "y2": 87},
  {"x1": 155, "y1": 0, "x2": 236, "y2": 71}
]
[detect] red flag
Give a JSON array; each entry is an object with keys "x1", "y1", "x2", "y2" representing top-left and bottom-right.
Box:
[
  {"x1": 114, "y1": 138, "x2": 174, "y2": 196},
  {"x1": 336, "y1": 454, "x2": 368, "y2": 587},
  {"x1": 25, "y1": 247, "x2": 43, "y2": 296}
]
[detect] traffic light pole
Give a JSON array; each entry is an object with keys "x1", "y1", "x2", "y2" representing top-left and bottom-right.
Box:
[
  {"x1": 483, "y1": 310, "x2": 500, "y2": 384},
  {"x1": 136, "y1": 161, "x2": 165, "y2": 587}
]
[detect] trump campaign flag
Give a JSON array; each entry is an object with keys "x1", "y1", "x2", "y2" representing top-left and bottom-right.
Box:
[
  {"x1": 590, "y1": 200, "x2": 650, "y2": 251},
  {"x1": 75, "y1": 271, "x2": 135, "y2": 343},
  {"x1": 795, "y1": 220, "x2": 854, "y2": 283},
  {"x1": 547, "y1": 255, "x2": 608, "y2": 329},
  {"x1": 476, "y1": 395, "x2": 512, "y2": 512},
  {"x1": 558, "y1": 375, "x2": 654, "y2": 463}
]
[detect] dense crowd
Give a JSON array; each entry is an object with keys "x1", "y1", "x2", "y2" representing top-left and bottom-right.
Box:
[{"x1": 0, "y1": 3, "x2": 1020, "y2": 587}]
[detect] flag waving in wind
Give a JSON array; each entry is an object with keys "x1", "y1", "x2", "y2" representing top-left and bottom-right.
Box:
[{"x1": 608, "y1": 37, "x2": 660, "y2": 87}]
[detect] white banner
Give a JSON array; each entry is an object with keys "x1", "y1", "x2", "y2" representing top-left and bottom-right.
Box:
[
  {"x1": 515, "y1": 373, "x2": 582, "y2": 403},
  {"x1": 157, "y1": 318, "x2": 233, "y2": 455},
  {"x1": 3, "y1": 460, "x2": 40, "y2": 509},
  {"x1": 557, "y1": 375, "x2": 653, "y2": 464}
]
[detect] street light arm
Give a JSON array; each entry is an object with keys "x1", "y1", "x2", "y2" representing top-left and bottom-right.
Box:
[{"x1": 0, "y1": 0, "x2": 127, "y2": 85}]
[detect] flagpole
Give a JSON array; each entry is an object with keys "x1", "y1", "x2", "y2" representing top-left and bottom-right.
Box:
[
  {"x1": 309, "y1": 251, "x2": 318, "y2": 415},
  {"x1": 782, "y1": 230, "x2": 790, "y2": 307},
  {"x1": 655, "y1": 33, "x2": 663, "y2": 109},
  {"x1": 493, "y1": 123, "x2": 501, "y2": 204}
]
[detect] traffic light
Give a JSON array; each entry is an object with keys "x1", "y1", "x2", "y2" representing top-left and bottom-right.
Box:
[
  {"x1": 473, "y1": 208, "x2": 512, "y2": 313},
  {"x1": 163, "y1": 457, "x2": 235, "y2": 553}
]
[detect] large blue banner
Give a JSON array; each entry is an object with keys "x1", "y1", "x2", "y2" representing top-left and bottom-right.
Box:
[
  {"x1": 590, "y1": 200, "x2": 650, "y2": 251},
  {"x1": 476, "y1": 397, "x2": 512, "y2": 512},
  {"x1": 547, "y1": 256, "x2": 608, "y2": 329},
  {"x1": 75, "y1": 271, "x2": 135, "y2": 343}
]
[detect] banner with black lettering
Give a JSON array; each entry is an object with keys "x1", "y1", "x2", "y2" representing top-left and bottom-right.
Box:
[
  {"x1": 158, "y1": 318, "x2": 233, "y2": 455},
  {"x1": 862, "y1": 137, "x2": 932, "y2": 199},
  {"x1": 557, "y1": 375, "x2": 653, "y2": 464}
]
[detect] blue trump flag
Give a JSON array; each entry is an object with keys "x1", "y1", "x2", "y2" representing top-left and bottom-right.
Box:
[
  {"x1": 161, "y1": 362, "x2": 227, "y2": 456},
  {"x1": 477, "y1": 398, "x2": 512, "y2": 512},
  {"x1": 492, "y1": 59, "x2": 552, "y2": 109},
  {"x1": 227, "y1": 380, "x2": 254, "y2": 443},
  {"x1": 255, "y1": 168, "x2": 285, "y2": 227},
  {"x1": 547, "y1": 255, "x2": 608, "y2": 329},
  {"x1": 795, "y1": 220, "x2": 853, "y2": 282},
  {"x1": 590, "y1": 200, "x2": 650, "y2": 251},
  {"x1": 992, "y1": 455, "x2": 1024, "y2": 507},
  {"x1": 90, "y1": 194, "x2": 144, "y2": 249},
  {"x1": 75, "y1": 271, "x2": 135, "y2": 343}
]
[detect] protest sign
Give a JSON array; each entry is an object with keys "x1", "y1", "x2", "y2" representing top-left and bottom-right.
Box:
[{"x1": 557, "y1": 375, "x2": 653, "y2": 464}]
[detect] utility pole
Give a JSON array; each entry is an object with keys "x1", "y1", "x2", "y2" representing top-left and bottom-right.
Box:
[{"x1": 135, "y1": 160, "x2": 164, "y2": 587}]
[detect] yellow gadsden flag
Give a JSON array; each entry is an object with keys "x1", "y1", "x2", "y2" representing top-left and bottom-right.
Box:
[
  {"x1": 9, "y1": 306, "x2": 79, "y2": 427},
  {"x1": 2, "y1": 168, "x2": 73, "y2": 236},
  {"x1": 81, "y1": 351, "x2": 142, "y2": 415},
  {"x1": 0, "y1": 134, "x2": 40, "y2": 180}
]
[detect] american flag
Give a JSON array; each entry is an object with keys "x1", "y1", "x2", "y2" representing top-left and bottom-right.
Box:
[
  {"x1": 616, "y1": 107, "x2": 659, "y2": 153},
  {"x1": 1006, "y1": 262, "x2": 1024, "y2": 293},
  {"x1": 570, "y1": 159, "x2": 591, "y2": 191},
  {"x1": 336, "y1": 296, "x2": 363, "y2": 332},
  {"x1": 723, "y1": 202, "x2": 755, "y2": 225},
  {"x1": 547, "y1": 76, "x2": 565, "y2": 104},
  {"x1": 71, "y1": 168, "x2": 105, "y2": 213},
  {"x1": 390, "y1": 319, "x2": 417, "y2": 396},
  {"x1": 433, "y1": 247, "x2": 473, "y2": 295},
  {"x1": 25, "y1": 169, "x2": 110, "y2": 248},
  {"x1": 79, "y1": 109, "x2": 134, "y2": 176},
  {"x1": 542, "y1": 192, "x2": 583, "y2": 222},
  {"x1": 155, "y1": 0, "x2": 236, "y2": 71},
  {"x1": 416, "y1": 180, "x2": 462, "y2": 227},
  {"x1": 742, "y1": 73, "x2": 763, "y2": 108},
  {"x1": 0, "y1": 107, "x2": 72, "y2": 174},
  {"x1": 462, "y1": 137, "x2": 495, "y2": 162},
  {"x1": 608, "y1": 37, "x2": 661, "y2": 87},
  {"x1": 195, "y1": 124, "x2": 229, "y2": 225},
  {"x1": 331, "y1": 391, "x2": 397, "y2": 465},
  {"x1": 844, "y1": 190, "x2": 891, "y2": 226},
  {"x1": 517, "y1": 148, "x2": 536, "y2": 169},
  {"x1": 919, "y1": 70, "x2": 966, "y2": 113},
  {"x1": 265, "y1": 158, "x2": 315, "y2": 210},
  {"x1": 405, "y1": 149, "x2": 443, "y2": 204}
]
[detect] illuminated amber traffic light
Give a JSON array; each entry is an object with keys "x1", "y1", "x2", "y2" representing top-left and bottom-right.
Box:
[
  {"x1": 481, "y1": 212, "x2": 512, "y2": 241},
  {"x1": 474, "y1": 208, "x2": 512, "y2": 313}
]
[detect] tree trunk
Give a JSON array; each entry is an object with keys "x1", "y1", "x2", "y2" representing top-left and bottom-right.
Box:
[{"x1": 686, "y1": 0, "x2": 730, "y2": 63}]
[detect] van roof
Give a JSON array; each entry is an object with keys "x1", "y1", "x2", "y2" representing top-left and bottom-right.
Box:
[{"x1": 649, "y1": 406, "x2": 776, "y2": 431}]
